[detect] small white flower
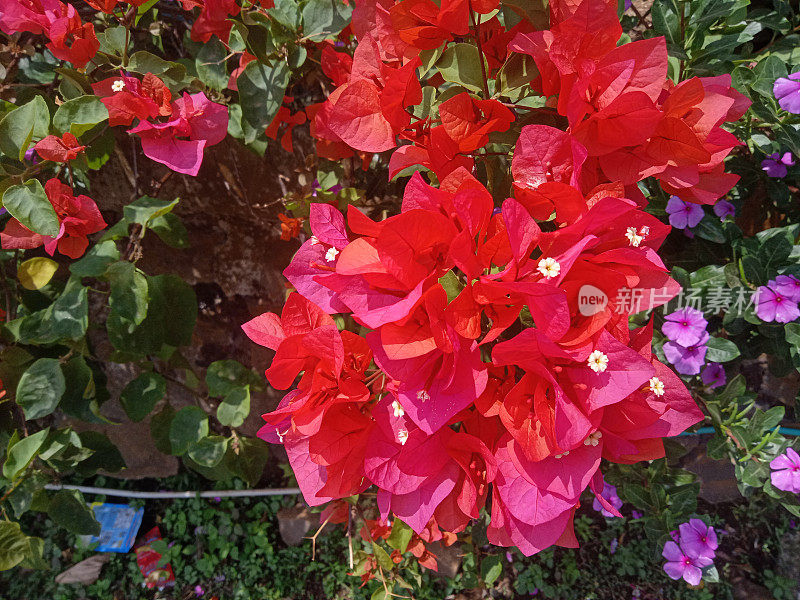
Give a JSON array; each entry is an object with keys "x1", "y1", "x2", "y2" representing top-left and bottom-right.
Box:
[
  {"x1": 416, "y1": 390, "x2": 430, "y2": 403},
  {"x1": 537, "y1": 257, "x2": 561, "y2": 279},
  {"x1": 554, "y1": 450, "x2": 570, "y2": 459},
  {"x1": 648, "y1": 376, "x2": 665, "y2": 396},
  {"x1": 309, "y1": 235, "x2": 320, "y2": 245},
  {"x1": 325, "y1": 247, "x2": 339, "y2": 262},
  {"x1": 397, "y1": 429, "x2": 409, "y2": 445},
  {"x1": 391, "y1": 400, "x2": 405, "y2": 418},
  {"x1": 625, "y1": 227, "x2": 643, "y2": 247},
  {"x1": 111, "y1": 79, "x2": 126, "y2": 92},
  {"x1": 583, "y1": 431, "x2": 603, "y2": 446},
  {"x1": 587, "y1": 350, "x2": 609, "y2": 373},
  {"x1": 639, "y1": 226, "x2": 650, "y2": 236}
]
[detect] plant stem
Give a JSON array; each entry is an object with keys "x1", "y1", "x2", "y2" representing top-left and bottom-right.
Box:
[{"x1": 469, "y1": 1, "x2": 491, "y2": 100}]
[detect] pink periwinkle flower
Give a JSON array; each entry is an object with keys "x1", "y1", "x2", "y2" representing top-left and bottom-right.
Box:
[
  {"x1": 666, "y1": 196, "x2": 704, "y2": 230},
  {"x1": 762, "y1": 152, "x2": 795, "y2": 178},
  {"x1": 774, "y1": 275, "x2": 800, "y2": 303},
  {"x1": 663, "y1": 331, "x2": 709, "y2": 376},
  {"x1": 678, "y1": 519, "x2": 718, "y2": 560},
  {"x1": 700, "y1": 363, "x2": 726, "y2": 389},
  {"x1": 662, "y1": 307, "x2": 708, "y2": 347},
  {"x1": 774, "y1": 71, "x2": 800, "y2": 114},
  {"x1": 755, "y1": 283, "x2": 800, "y2": 324},
  {"x1": 662, "y1": 541, "x2": 713, "y2": 586},
  {"x1": 770, "y1": 447, "x2": 800, "y2": 494},
  {"x1": 194, "y1": 585, "x2": 204, "y2": 597},
  {"x1": 713, "y1": 200, "x2": 735, "y2": 221}
]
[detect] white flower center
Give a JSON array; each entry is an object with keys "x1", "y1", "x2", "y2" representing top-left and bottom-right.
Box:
[
  {"x1": 587, "y1": 350, "x2": 609, "y2": 373},
  {"x1": 583, "y1": 431, "x2": 603, "y2": 446},
  {"x1": 554, "y1": 450, "x2": 570, "y2": 459},
  {"x1": 391, "y1": 400, "x2": 404, "y2": 418},
  {"x1": 416, "y1": 390, "x2": 430, "y2": 403},
  {"x1": 309, "y1": 235, "x2": 320, "y2": 245},
  {"x1": 112, "y1": 79, "x2": 126, "y2": 92},
  {"x1": 537, "y1": 257, "x2": 561, "y2": 279},
  {"x1": 325, "y1": 247, "x2": 339, "y2": 262},
  {"x1": 648, "y1": 376, "x2": 665, "y2": 396},
  {"x1": 397, "y1": 429, "x2": 409, "y2": 445}
]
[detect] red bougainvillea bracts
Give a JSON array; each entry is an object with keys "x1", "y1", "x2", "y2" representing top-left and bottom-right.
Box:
[{"x1": 244, "y1": 0, "x2": 748, "y2": 555}]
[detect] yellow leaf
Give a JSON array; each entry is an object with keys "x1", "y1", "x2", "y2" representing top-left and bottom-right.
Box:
[{"x1": 18, "y1": 257, "x2": 58, "y2": 290}]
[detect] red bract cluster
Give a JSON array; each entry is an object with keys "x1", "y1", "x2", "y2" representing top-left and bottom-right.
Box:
[
  {"x1": 245, "y1": 0, "x2": 746, "y2": 556},
  {"x1": 1, "y1": 178, "x2": 106, "y2": 258},
  {"x1": 93, "y1": 75, "x2": 228, "y2": 176},
  {"x1": 0, "y1": 0, "x2": 100, "y2": 68}
]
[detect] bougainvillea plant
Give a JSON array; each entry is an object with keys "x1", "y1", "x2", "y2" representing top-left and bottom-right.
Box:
[
  {"x1": 242, "y1": 0, "x2": 742, "y2": 564},
  {"x1": 1, "y1": 0, "x2": 800, "y2": 593}
]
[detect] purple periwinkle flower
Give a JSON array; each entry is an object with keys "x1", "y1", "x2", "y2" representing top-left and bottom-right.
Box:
[
  {"x1": 663, "y1": 330, "x2": 709, "y2": 375},
  {"x1": 762, "y1": 152, "x2": 795, "y2": 178},
  {"x1": 610, "y1": 538, "x2": 619, "y2": 554},
  {"x1": 666, "y1": 196, "x2": 704, "y2": 230},
  {"x1": 194, "y1": 585, "x2": 204, "y2": 597},
  {"x1": 662, "y1": 541, "x2": 713, "y2": 586},
  {"x1": 662, "y1": 307, "x2": 708, "y2": 347},
  {"x1": 506, "y1": 551, "x2": 513, "y2": 562},
  {"x1": 770, "y1": 447, "x2": 800, "y2": 494},
  {"x1": 678, "y1": 519, "x2": 718, "y2": 560},
  {"x1": 713, "y1": 200, "x2": 735, "y2": 221},
  {"x1": 774, "y1": 275, "x2": 800, "y2": 303},
  {"x1": 24, "y1": 148, "x2": 37, "y2": 162},
  {"x1": 700, "y1": 363, "x2": 726, "y2": 389},
  {"x1": 592, "y1": 483, "x2": 623, "y2": 518},
  {"x1": 631, "y1": 510, "x2": 643, "y2": 520},
  {"x1": 754, "y1": 283, "x2": 800, "y2": 323},
  {"x1": 774, "y1": 71, "x2": 800, "y2": 114}
]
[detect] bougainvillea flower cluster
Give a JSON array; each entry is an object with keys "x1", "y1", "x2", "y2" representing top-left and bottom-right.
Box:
[
  {"x1": 244, "y1": 0, "x2": 749, "y2": 556},
  {"x1": 93, "y1": 75, "x2": 228, "y2": 176},
  {"x1": 0, "y1": 178, "x2": 106, "y2": 258}
]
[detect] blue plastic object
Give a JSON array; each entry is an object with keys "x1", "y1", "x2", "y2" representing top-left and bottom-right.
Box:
[{"x1": 84, "y1": 503, "x2": 144, "y2": 552}]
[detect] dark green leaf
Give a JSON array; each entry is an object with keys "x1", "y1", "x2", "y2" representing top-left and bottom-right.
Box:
[
  {"x1": 48, "y1": 490, "x2": 100, "y2": 535},
  {"x1": 480, "y1": 554, "x2": 503, "y2": 587},
  {"x1": 188, "y1": 435, "x2": 229, "y2": 467},
  {"x1": 69, "y1": 240, "x2": 120, "y2": 278},
  {"x1": 195, "y1": 36, "x2": 229, "y2": 91},
  {"x1": 705, "y1": 337, "x2": 740, "y2": 362},
  {"x1": 238, "y1": 61, "x2": 290, "y2": 144},
  {"x1": 216, "y1": 386, "x2": 250, "y2": 428},
  {"x1": 149, "y1": 213, "x2": 189, "y2": 248},
  {"x1": 206, "y1": 360, "x2": 251, "y2": 397},
  {"x1": 0, "y1": 96, "x2": 49, "y2": 161},
  {"x1": 120, "y1": 372, "x2": 167, "y2": 422},
  {"x1": 52, "y1": 96, "x2": 108, "y2": 136},
  {"x1": 169, "y1": 406, "x2": 209, "y2": 456},
  {"x1": 16, "y1": 359, "x2": 65, "y2": 420},
  {"x1": 2, "y1": 180, "x2": 60, "y2": 237},
  {"x1": 106, "y1": 261, "x2": 149, "y2": 327},
  {"x1": 2, "y1": 428, "x2": 49, "y2": 480},
  {"x1": 75, "y1": 431, "x2": 125, "y2": 475},
  {"x1": 123, "y1": 196, "x2": 179, "y2": 228}
]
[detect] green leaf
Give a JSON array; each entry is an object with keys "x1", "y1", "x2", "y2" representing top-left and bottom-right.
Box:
[
  {"x1": 120, "y1": 372, "x2": 167, "y2": 422},
  {"x1": 127, "y1": 52, "x2": 191, "y2": 89},
  {"x1": 149, "y1": 213, "x2": 189, "y2": 248},
  {"x1": 106, "y1": 261, "x2": 149, "y2": 327},
  {"x1": 18, "y1": 536, "x2": 47, "y2": 571},
  {"x1": 2, "y1": 180, "x2": 60, "y2": 237},
  {"x1": 436, "y1": 44, "x2": 488, "y2": 94},
  {"x1": 216, "y1": 386, "x2": 250, "y2": 428},
  {"x1": 270, "y1": 0, "x2": 301, "y2": 29},
  {"x1": 752, "y1": 55, "x2": 788, "y2": 98},
  {"x1": 302, "y1": 0, "x2": 353, "y2": 41},
  {"x1": 97, "y1": 25, "x2": 129, "y2": 56},
  {"x1": 150, "y1": 404, "x2": 175, "y2": 455},
  {"x1": 188, "y1": 435, "x2": 229, "y2": 467},
  {"x1": 371, "y1": 542, "x2": 394, "y2": 571},
  {"x1": 59, "y1": 356, "x2": 100, "y2": 422},
  {"x1": 238, "y1": 61, "x2": 290, "y2": 144},
  {"x1": 196, "y1": 36, "x2": 229, "y2": 91},
  {"x1": 75, "y1": 431, "x2": 125, "y2": 475},
  {"x1": 0, "y1": 96, "x2": 49, "y2": 161},
  {"x1": 386, "y1": 519, "x2": 412, "y2": 554},
  {"x1": 620, "y1": 483, "x2": 653, "y2": 510},
  {"x1": 438, "y1": 270, "x2": 463, "y2": 303},
  {"x1": 69, "y1": 240, "x2": 120, "y2": 278},
  {"x1": 705, "y1": 337, "x2": 740, "y2": 363},
  {"x1": 169, "y1": 406, "x2": 209, "y2": 456},
  {"x1": 229, "y1": 437, "x2": 268, "y2": 486},
  {"x1": 2, "y1": 428, "x2": 49, "y2": 480},
  {"x1": 0, "y1": 522, "x2": 32, "y2": 571},
  {"x1": 757, "y1": 234, "x2": 793, "y2": 270},
  {"x1": 206, "y1": 360, "x2": 251, "y2": 397},
  {"x1": 16, "y1": 359, "x2": 65, "y2": 420},
  {"x1": 52, "y1": 96, "x2": 108, "y2": 137},
  {"x1": 480, "y1": 554, "x2": 503, "y2": 587},
  {"x1": 48, "y1": 490, "x2": 100, "y2": 535},
  {"x1": 123, "y1": 196, "x2": 179, "y2": 228},
  {"x1": 17, "y1": 257, "x2": 58, "y2": 290}
]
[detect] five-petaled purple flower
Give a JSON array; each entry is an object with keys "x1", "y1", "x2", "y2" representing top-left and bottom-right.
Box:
[
  {"x1": 666, "y1": 196, "x2": 704, "y2": 230},
  {"x1": 713, "y1": 200, "x2": 735, "y2": 221},
  {"x1": 663, "y1": 330, "x2": 709, "y2": 375},
  {"x1": 755, "y1": 283, "x2": 800, "y2": 324},
  {"x1": 662, "y1": 307, "x2": 708, "y2": 347},
  {"x1": 678, "y1": 519, "x2": 718, "y2": 560},
  {"x1": 662, "y1": 541, "x2": 713, "y2": 586},
  {"x1": 774, "y1": 275, "x2": 800, "y2": 302},
  {"x1": 774, "y1": 71, "x2": 800, "y2": 114},
  {"x1": 770, "y1": 447, "x2": 800, "y2": 494},
  {"x1": 700, "y1": 363, "x2": 726, "y2": 389},
  {"x1": 762, "y1": 152, "x2": 795, "y2": 178},
  {"x1": 592, "y1": 483, "x2": 623, "y2": 518},
  {"x1": 194, "y1": 585, "x2": 204, "y2": 597}
]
